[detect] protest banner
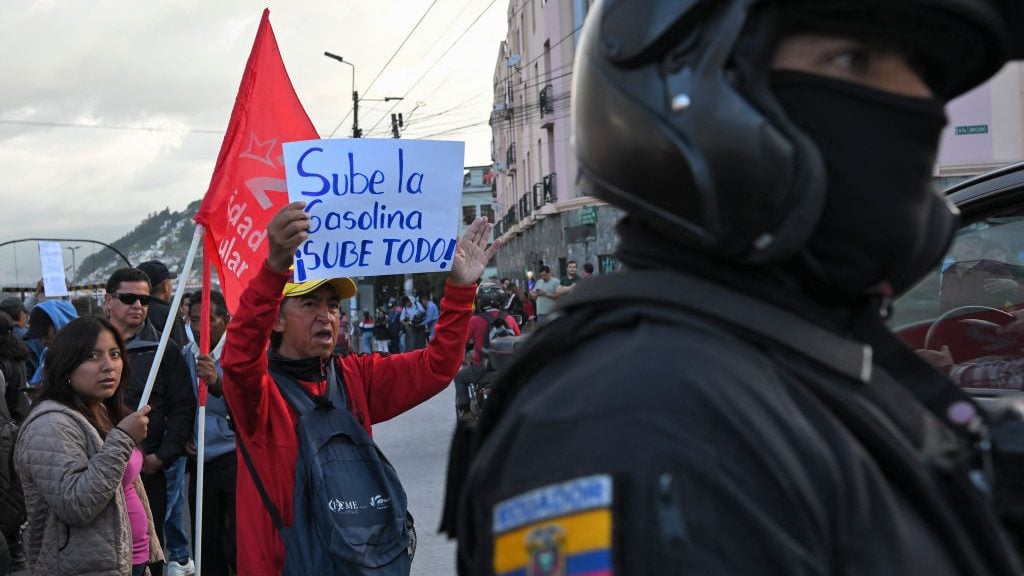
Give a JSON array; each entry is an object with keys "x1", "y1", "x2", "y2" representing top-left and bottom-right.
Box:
[
  {"x1": 283, "y1": 138, "x2": 465, "y2": 282},
  {"x1": 194, "y1": 8, "x2": 318, "y2": 313},
  {"x1": 38, "y1": 241, "x2": 69, "y2": 297}
]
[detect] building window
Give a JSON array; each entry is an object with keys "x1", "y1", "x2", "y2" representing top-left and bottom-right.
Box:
[
  {"x1": 480, "y1": 204, "x2": 495, "y2": 223},
  {"x1": 463, "y1": 205, "x2": 478, "y2": 225}
]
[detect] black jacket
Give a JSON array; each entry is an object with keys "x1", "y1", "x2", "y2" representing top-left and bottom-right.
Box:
[
  {"x1": 147, "y1": 296, "x2": 189, "y2": 348},
  {"x1": 456, "y1": 271, "x2": 1022, "y2": 575},
  {"x1": 123, "y1": 322, "x2": 196, "y2": 464}
]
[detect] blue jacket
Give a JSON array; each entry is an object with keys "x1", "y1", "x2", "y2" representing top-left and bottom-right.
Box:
[
  {"x1": 186, "y1": 336, "x2": 235, "y2": 461},
  {"x1": 28, "y1": 301, "x2": 79, "y2": 385}
]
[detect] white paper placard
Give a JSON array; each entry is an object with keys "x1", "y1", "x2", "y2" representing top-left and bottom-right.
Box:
[
  {"x1": 283, "y1": 138, "x2": 464, "y2": 282},
  {"x1": 38, "y1": 241, "x2": 69, "y2": 297}
]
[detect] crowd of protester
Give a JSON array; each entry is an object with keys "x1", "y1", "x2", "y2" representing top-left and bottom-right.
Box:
[
  {"x1": 0, "y1": 249, "x2": 585, "y2": 575},
  {"x1": 0, "y1": 210, "x2": 503, "y2": 576}
]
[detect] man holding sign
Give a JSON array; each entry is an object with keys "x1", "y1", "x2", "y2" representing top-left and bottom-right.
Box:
[{"x1": 221, "y1": 201, "x2": 498, "y2": 576}]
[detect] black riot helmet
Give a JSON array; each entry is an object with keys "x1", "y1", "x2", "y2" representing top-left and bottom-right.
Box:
[
  {"x1": 476, "y1": 282, "x2": 506, "y2": 311},
  {"x1": 573, "y1": 0, "x2": 1023, "y2": 264}
]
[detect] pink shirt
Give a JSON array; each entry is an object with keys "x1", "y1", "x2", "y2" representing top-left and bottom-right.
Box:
[{"x1": 122, "y1": 448, "x2": 149, "y2": 565}]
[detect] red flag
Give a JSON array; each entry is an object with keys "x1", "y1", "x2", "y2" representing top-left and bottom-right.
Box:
[{"x1": 195, "y1": 8, "x2": 318, "y2": 313}]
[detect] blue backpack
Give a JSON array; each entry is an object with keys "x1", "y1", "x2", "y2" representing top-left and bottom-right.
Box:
[{"x1": 237, "y1": 361, "x2": 414, "y2": 575}]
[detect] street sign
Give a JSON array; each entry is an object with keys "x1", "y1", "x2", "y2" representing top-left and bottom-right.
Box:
[
  {"x1": 580, "y1": 206, "x2": 597, "y2": 225},
  {"x1": 955, "y1": 125, "x2": 989, "y2": 135}
]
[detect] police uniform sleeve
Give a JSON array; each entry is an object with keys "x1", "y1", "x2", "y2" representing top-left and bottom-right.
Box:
[{"x1": 459, "y1": 327, "x2": 847, "y2": 575}]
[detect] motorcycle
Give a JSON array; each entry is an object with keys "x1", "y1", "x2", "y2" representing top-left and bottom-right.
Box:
[{"x1": 454, "y1": 334, "x2": 527, "y2": 420}]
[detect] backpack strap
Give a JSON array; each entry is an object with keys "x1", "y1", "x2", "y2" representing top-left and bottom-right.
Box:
[
  {"x1": 559, "y1": 270, "x2": 873, "y2": 382},
  {"x1": 236, "y1": 359, "x2": 346, "y2": 531},
  {"x1": 583, "y1": 271, "x2": 985, "y2": 441},
  {"x1": 235, "y1": 428, "x2": 287, "y2": 530}
]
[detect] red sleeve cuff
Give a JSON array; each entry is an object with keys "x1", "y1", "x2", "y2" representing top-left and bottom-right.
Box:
[{"x1": 443, "y1": 280, "x2": 477, "y2": 308}]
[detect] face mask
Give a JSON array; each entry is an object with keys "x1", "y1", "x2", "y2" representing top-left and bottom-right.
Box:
[{"x1": 771, "y1": 70, "x2": 956, "y2": 300}]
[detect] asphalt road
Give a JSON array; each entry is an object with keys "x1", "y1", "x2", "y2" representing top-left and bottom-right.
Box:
[{"x1": 374, "y1": 382, "x2": 460, "y2": 576}]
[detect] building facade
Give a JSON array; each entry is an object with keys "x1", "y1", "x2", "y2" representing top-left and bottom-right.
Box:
[
  {"x1": 462, "y1": 165, "x2": 499, "y2": 281},
  {"x1": 489, "y1": 0, "x2": 619, "y2": 288},
  {"x1": 938, "y1": 62, "x2": 1024, "y2": 186}
]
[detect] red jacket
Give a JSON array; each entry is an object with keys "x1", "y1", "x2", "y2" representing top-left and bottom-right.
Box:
[{"x1": 221, "y1": 262, "x2": 474, "y2": 576}]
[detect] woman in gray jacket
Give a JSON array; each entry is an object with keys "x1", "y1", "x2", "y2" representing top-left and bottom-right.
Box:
[{"x1": 14, "y1": 317, "x2": 153, "y2": 575}]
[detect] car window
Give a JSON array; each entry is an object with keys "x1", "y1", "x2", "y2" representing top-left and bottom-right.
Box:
[
  {"x1": 894, "y1": 209, "x2": 1024, "y2": 391},
  {"x1": 895, "y1": 216, "x2": 1024, "y2": 325}
]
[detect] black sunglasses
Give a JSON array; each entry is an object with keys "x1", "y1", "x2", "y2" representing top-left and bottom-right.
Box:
[{"x1": 114, "y1": 292, "x2": 151, "y2": 306}]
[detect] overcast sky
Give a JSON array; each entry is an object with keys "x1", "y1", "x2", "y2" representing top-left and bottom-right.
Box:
[{"x1": 0, "y1": 0, "x2": 507, "y2": 287}]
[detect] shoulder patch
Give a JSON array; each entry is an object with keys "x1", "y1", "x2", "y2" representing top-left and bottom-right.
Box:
[{"x1": 493, "y1": 474, "x2": 614, "y2": 576}]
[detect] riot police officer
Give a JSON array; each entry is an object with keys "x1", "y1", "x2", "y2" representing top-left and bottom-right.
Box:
[{"x1": 453, "y1": 1, "x2": 1024, "y2": 574}]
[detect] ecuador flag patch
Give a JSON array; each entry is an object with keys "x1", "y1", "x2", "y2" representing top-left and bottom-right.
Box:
[{"x1": 492, "y1": 474, "x2": 614, "y2": 576}]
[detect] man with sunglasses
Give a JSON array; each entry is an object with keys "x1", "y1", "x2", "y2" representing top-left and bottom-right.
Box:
[{"x1": 104, "y1": 267, "x2": 196, "y2": 576}]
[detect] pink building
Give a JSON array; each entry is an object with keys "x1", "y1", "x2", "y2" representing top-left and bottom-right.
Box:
[{"x1": 939, "y1": 62, "x2": 1024, "y2": 183}]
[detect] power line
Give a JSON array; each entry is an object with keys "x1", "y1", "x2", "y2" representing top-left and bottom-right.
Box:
[
  {"x1": 0, "y1": 118, "x2": 222, "y2": 134},
  {"x1": 363, "y1": 0, "x2": 501, "y2": 136},
  {"x1": 341, "y1": 5, "x2": 583, "y2": 145},
  {"x1": 493, "y1": 23, "x2": 583, "y2": 95},
  {"x1": 396, "y1": 22, "x2": 582, "y2": 140},
  {"x1": 326, "y1": 0, "x2": 444, "y2": 137}
]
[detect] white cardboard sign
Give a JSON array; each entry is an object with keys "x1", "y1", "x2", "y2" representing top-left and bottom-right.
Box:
[
  {"x1": 283, "y1": 138, "x2": 465, "y2": 282},
  {"x1": 38, "y1": 241, "x2": 69, "y2": 297}
]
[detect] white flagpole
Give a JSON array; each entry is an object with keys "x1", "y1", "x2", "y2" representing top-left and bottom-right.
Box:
[
  {"x1": 194, "y1": 402, "x2": 207, "y2": 576},
  {"x1": 132, "y1": 224, "x2": 204, "y2": 573},
  {"x1": 194, "y1": 224, "x2": 210, "y2": 576},
  {"x1": 135, "y1": 225, "x2": 201, "y2": 409}
]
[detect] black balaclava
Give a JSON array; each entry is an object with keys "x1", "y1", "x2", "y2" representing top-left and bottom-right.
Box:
[{"x1": 770, "y1": 70, "x2": 957, "y2": 304}]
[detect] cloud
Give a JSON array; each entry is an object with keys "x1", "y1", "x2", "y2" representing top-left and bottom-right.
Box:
[{"x1": 0, "y1": 0, "x2": 507, "y2": 286}]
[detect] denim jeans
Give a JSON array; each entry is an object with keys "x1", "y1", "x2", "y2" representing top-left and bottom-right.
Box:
[{"x1": 164, "y1": 457, "x2": 192, "y2": 564}]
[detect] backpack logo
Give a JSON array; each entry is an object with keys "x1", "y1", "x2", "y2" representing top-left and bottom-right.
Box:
[
  {"x1": 328, "y1": 498, "x2": 361, "y2": 514},
  {"x1": 370, "y1": 494, "x2": 392, "y2": 510}
]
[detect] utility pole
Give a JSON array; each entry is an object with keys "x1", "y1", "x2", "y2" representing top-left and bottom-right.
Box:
[
  {"x1": 324, "y1": 51, "x2": 361, "y2": 138},
  {"x1": 352, "y1": 89, "x2": 361, "y2": 138},
  {"x1": 390, "y1": 113, "x2": 403, "y2": 139}
]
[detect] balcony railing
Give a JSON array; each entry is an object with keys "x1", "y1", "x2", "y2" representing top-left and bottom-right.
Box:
[
  {"x1": 532, "y1": 182, "x2": 544, "y2": 211},
  {"x1": 506, "y1": 145, "x2": 516, "y2": 169},
  {"x1": 502, "y1": 206, "x2": 517, "y2": 231},
  {"x1": 539, "y1": 84, "x2": 553, "y2": 117},
  {"x1": 542, "y1": 173, "x2": 556, "y2": 204},
  {"x1": 519, "y1": 193, "x2": 532, "y2": 220}
]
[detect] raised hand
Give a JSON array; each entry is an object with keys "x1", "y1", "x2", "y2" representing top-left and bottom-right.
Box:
[
  {"x1": 267, "y1": 201, "x2": 311, "y2": 273},
  {"x1": 448, "y1": 217, "x2": 500, "y2": 286}
]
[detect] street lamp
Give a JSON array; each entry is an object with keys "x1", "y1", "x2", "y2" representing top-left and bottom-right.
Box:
[
  {"x1": 324, "y1": 51, "x2": 361, "y2": 138},
  {"x1": 65, "y1": 245, "x2": 80, "y2": 299}
]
